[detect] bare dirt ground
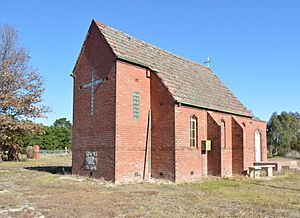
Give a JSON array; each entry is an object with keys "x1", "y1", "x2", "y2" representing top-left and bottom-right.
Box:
[{"x1": 0, "y1": 156, "x2": 300, "y2": 218}]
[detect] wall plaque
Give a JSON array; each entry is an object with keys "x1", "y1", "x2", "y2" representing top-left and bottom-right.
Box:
[{"x1": 85, "y1": 151, "x2": 97, "y2": 171}]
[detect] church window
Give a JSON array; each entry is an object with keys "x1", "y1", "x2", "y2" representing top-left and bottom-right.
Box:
[
  {"x1": 221, "y1": 120, "x2": 226, "y2": 148},
  {"x1": 190, "y1": 116, "x2": 197, "y2": 147},
  {"x1": 133, "y1": 92, "x2": 140, "y2": 120}
]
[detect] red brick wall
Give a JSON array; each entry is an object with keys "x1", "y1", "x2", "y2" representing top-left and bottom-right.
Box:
[
  {"x1": 115, "y1": 61, "x2": 151, "y2": 183},
  {"x1": 72, "y1": 22, "x2": 116, "y2": 181},
  {"x1": 232, "y1": 118, "x2": 244, "y2": 174},
  {"x1": 207, "y1": 112, "x2": 222, "y2": 176},
  {"x1": 150, "y1": 74, "x2": 175, "y2": 181},
  {"x1": 233, "y1": 117, "x2": 267, "y2": 168},
  {"x1": 173, "y1": 107, "x2": 267, "y2": 181},
  {"x1": 174, "y1": 106, "x2": 208, "y2": 181},
  {"x1": 207, "y1": 112, "x2": 235, "y2": 177}
]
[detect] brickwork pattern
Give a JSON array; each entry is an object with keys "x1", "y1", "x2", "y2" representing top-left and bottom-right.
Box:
[
  {"x1": 72, "y1": 22, "x2": 116, "y2": 181},
  {"x1": 151, "y1": 74, "x2": 175, "y2": 181},
  {"x1": 115, "y1": 61, "x2": 150, "y2": 183}
]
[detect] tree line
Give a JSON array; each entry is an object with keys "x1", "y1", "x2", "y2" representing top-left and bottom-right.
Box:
[
  {"x1": 267, "y1": 111, "x2": 300, "y2": 157},
  {"x1": 21, "y1": 117, "x2": 72, "y2": 150}
]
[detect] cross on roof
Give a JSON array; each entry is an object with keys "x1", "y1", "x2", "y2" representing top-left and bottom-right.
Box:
[
  {"x1": 204, "y1": 57, "x2": 212, "y2": 68},
  {"x1": 83, "y1": 67, "x2": 103, "y2": 115}
]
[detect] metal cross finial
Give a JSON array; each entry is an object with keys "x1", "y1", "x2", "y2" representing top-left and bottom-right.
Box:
[
  {"x1": 83, "y1": 67, "x2": 103, "y2": 115},
  {"x1": 204, "y1": 57, "x2": 212, "y2": 68}
]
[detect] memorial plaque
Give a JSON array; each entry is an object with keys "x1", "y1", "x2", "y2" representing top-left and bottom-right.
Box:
[{"x1": 85, "y1": 151, "x2": 97, "y2": 171}]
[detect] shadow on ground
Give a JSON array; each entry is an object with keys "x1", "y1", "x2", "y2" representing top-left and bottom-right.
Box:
[{"x1": 24, "y1": 166, "x2": 71, "y2": 175}]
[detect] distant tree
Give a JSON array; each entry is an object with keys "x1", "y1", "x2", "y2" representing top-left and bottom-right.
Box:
[
  {"x1": 267, "y1": 111, "x2": 300, "y2": 156},
  {"x1": 0, "y1": 24, "x2": 49, "y2": 158},
  {"x1": 20, "y1": 118, "x2": 72, "y2": 150},
  {"x1": 53, "y1": 117, "x2": 71, "y2": 129},
  {"x1": 44, "y1": 120, "x2": 72, "y2": 149},
  {"x1": 293, "y1": 131, "x2": 300, "y2": 152}
]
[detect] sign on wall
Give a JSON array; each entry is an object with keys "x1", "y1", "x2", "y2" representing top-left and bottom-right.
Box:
[{"x1": 85, "y1": 151, "x2": 97, "y2": 171}]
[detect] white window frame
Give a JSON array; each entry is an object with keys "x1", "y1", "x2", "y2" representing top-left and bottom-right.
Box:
[{"x1": 190, "y1": 116, "x2": 197, "y2": 148}]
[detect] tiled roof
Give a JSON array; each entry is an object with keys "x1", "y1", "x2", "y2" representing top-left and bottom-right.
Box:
[{"x1": 94, "y1": 20, "x2": 252, "y2": 117}]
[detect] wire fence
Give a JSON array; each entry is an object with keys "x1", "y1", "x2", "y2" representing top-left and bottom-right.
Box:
[{"x1": 39, "y1": 149, "x2": 71, "y2": 157}]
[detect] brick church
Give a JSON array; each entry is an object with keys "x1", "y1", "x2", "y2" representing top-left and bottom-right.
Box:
[{"x1": 72, "y1": 20, "x2": 267, "y2": 183}]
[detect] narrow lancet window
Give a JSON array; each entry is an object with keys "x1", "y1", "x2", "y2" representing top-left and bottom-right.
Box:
[
  {"x1": 221, "y1": 120, "x2": 226, "y2": 148},
  {"x1": 190, "y1": 116, "x2": 197, "y2": 147}
]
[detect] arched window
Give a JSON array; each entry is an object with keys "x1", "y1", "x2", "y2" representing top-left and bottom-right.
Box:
[
  {"x1": 190, "y1": 116, "x2": 197, "y2": 147},
  {"x1": 221, "y1": 120, "x2": 226, "y2": 148},
  {"x1": 255, "y1": 130, "x2": 262, "y2": 162}
]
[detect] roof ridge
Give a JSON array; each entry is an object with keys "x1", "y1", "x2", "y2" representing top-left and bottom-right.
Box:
[{"x1": 93, "y1": 19, "x2": 210, "y2": 71}]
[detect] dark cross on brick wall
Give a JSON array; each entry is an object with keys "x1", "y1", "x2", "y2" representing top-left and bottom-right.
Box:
[{"x1": 84, "y1": 67, "x2": 103, "y2": 115}]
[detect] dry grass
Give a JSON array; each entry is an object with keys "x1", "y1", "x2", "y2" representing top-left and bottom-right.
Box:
[{"x1": 0, "y1": 156, "x2": 300, "y2": 217}]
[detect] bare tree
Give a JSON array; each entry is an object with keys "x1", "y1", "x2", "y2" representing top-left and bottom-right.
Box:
[{"x1": 0, "y1": 24, "x2": 49, "y2": 159}]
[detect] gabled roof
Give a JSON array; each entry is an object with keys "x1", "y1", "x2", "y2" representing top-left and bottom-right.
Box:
[{"x1": 94, "y1": 20, "x2": 252, "y2": 117}]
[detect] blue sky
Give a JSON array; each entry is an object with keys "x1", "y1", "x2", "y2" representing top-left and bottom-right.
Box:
[{"x1": 1, "y1": 1, "x2": 299, "y2": 125}]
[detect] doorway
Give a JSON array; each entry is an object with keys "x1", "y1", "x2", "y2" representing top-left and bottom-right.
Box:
[{"x1": 255, "y1": 130, "x2": 261, "y2": 162}]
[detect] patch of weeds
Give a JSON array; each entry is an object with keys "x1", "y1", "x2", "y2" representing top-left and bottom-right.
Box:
[
  {"x1": 234, "y1": 191, "x2": 273, "y2": 202},
  {"x1": 31, "y1": 173, "x2": 58, "y2": 185},
  {"x1": 268, "y1": 171, "x2": 299, "y2": 183},
  {"x1": 186, "y1": 178, "x2": 241, "y2": 192},
  {"x1": 59, "y1": 175, "x2": 85, "y2": 182},
  {"x1": 285, "y1": 171, "x2": 300, "y2": 179},
  {"x1": 247, "y1": 178, "x2": 265, "y2": 185}
]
